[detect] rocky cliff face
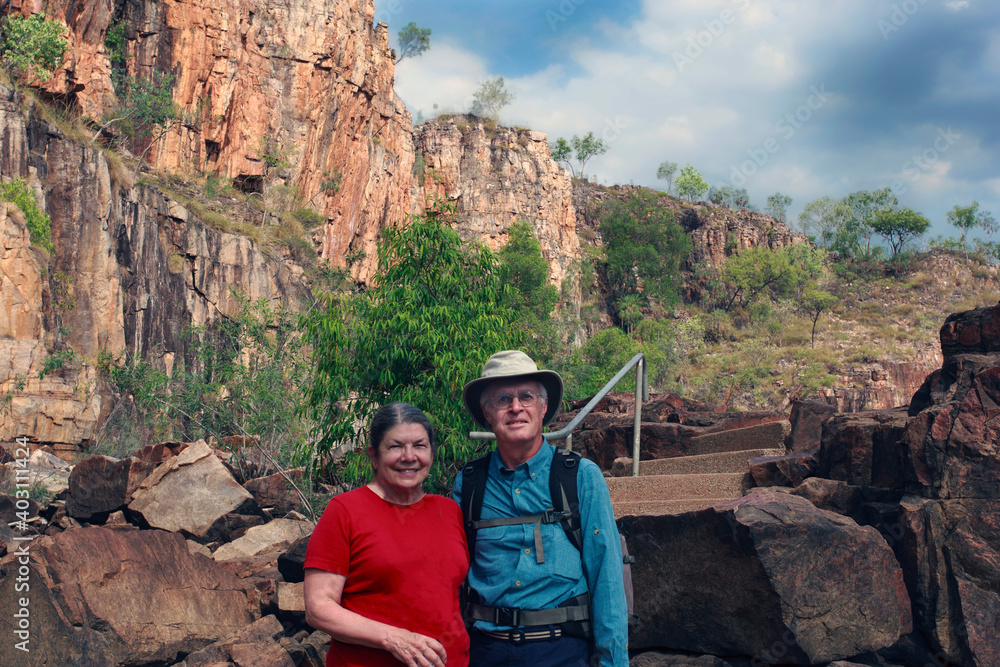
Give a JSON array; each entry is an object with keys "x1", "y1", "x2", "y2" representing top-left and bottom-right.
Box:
[
  {"x1": 32, "y1": 0, "x2": 414, "y2": 284},
  {"x1": 1, "y1": 85, "x2": 309, "y2": 453},
  {"x1": 411, "y1": 115, "x2": 579, "y2": 284}
]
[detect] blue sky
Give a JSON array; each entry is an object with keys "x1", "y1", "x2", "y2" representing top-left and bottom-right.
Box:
[{"x1": 376, "y1": 0, "x2": 1000, "y2": 239}]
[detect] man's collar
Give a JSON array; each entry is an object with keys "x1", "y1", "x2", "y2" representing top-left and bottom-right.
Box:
[{"x1": 493, "y1": 437, "x2": 552, "y2": 474}]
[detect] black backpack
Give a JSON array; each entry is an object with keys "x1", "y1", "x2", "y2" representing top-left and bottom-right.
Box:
[{"x1": 459, "y1": 447, "x2": 636, "y2": 632}]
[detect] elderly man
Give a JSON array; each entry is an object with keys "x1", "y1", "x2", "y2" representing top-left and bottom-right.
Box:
[{"x1": 452, "y1": 350, "x2": 628, "y2": 666}]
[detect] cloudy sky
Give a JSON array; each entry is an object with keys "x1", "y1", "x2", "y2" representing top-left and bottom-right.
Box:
[{"x1": 375, "y1": 0, "x2": 999, "y2": 238}]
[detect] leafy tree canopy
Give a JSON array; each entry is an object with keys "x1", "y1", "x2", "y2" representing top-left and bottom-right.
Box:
[
  {"x1": 471, "y1": 76, "x2": 514, "y2": 123},
  {"x1": 396, "y1": 22, "x2": 431, "y2": 62},
  {"x1": 799, "y1": 196, "x2": 850, "y2": 248},
  {"x1": 708, "y1": 185, "x2": 750, "y2": 210},
  {"x1": 500, "y1": 221, "x2": 557, "y2": 321},
  {"x1": 656, "y1": 161, "x2": 677, "y2": 192},
  {"x1": 0, "y1": 13, "x2": 68, "y2": 83},
  {"x1": 550, "y1": 132, "x2": 608, "y2": 180},
  {"x1": 870, "y1": 206, "x2": 930, "y2": 258},
  {"x1": 597, "y1": 191, "x2": 692, "y2": 318},
  {"x1": 675, "y1": 165, "x2": 709, "y2": 202},
  {"x1": 947, "y1": 201, "x2": 998, "y2": 261},
  {"x1": 836, "y1": 188, "x2": 898, "y2": 256},
  {"x1": 766, "y1": 193, "x2": 792, "y2": 223},
  {"x1": 301, "y1": 201, "x2": 524, "y2": 493}
]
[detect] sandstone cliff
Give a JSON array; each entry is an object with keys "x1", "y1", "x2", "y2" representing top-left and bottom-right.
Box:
[
  {"x1": 1, "y1": 85, "x2": 309, "y2": 453},
  {"x1": 412, "y1": 114, "x2": 579, "y2": 284},
  {"x1": 31, "y1": 0, "x2": 415, "y2": 284}
]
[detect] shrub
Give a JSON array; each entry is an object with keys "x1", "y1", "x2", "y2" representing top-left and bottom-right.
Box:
[
  {"x1": 0, "y1": 178, "x2": 54, "y2": 252},
  {"x1": 0, "y1": 13, "x2": 68, "y2": 83}
]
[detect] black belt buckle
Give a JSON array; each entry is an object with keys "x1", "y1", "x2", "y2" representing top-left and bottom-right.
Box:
[{"x1": 493, "y1": 606, "x2": 519, "y2": 626}]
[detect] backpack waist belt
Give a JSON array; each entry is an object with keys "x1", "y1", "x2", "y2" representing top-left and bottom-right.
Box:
[
  {"x1": 467, "y1": 592, "x2": 590, "y2": 627},
  {"x1": 470, "y1": 508, "x2": 576, "y2": 564}
]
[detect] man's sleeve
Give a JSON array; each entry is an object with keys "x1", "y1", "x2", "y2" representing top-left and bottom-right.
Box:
[
  {"x1": 577, "y1": 460, "x2": 629, "y2": 667},
  {"x1": 451, "y1": 468, "x2": 464, "y2": 506}
]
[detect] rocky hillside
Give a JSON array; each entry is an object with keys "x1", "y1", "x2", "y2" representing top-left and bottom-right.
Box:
[
  {"x1": 2, "y1": 301, "x2": 999, "y2": 666},
  {"x1": 2, "y1": 0, "x2": 995, "y2": 454}
]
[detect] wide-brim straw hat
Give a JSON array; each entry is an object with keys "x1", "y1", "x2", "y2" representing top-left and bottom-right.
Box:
[{"x1": 463, "y1": 350, "x2": 564, "y2": 430}]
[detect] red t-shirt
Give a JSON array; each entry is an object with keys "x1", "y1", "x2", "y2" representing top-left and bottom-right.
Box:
[{"x1": 305, "y1": 486, "x2": 470, "y2": 667}]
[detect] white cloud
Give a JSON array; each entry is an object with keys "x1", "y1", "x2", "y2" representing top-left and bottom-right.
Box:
[
  {"x1": 393, "y1": 41, "x2": 488, "y2": 115},
  {"x1": 389, "y1": 0, "x2": 998, "y2": 232}
]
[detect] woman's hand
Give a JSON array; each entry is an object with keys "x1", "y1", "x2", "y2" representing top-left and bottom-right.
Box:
[
  {"x1": 304, "y1": 568, "x2": 449, "y2": 665},
  {"x1": 382, "y1": 627, "x2": 448, "y2": 666}
]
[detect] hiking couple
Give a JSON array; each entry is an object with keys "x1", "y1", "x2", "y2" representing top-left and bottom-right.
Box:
[{"x1": 303, "y1": 350, "x2": 628, "y2": 667}]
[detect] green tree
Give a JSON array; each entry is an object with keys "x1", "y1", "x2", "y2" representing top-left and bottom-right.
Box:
[
  {"x1": 656, "y1": 161, "x2": 678, "y2": 193},
  {"x1": 675, "y1": 165, "x2": 709, "y2": 202},
  {"x1": 799, "y1": 196, "x2": 849, "y2": 248},
  {"x1": 799, "y1": 283, "x2": 838, "y2": 348},
  {"x1": 870, "y1": 206, "x2": 930, "y2": 258},
  {"x1": 708, "y1": 185, "x2": 750, "y2": 210},
  {"x1": 396, "y1": 22, "x2": 431, "y2": 63},
  {"x1": 301, "y1": 201, "x2": 524, "y2": 493},
  {"x1": 471, "y1": 76, "x2": 514, "y2": 123},
  {"x1": 721, "y1": 247, "x2": 798, "y2": 312},
  {"x1": 947, "y1": 201, "x2": 998, "y2": 261},
  {"x1": 97, "y1": 293, "x2": 310, "y2": 474},
  {"x1": 766, "y1": 193, "x2": 792, "y2": 223},
  {"x1": 597, "y1": 191, "x2": 692, "y2": 317},
  {"x1": 500, "y1": 221, "x2": 557, "y2": 321},
  {"x1": 839, "y1": 188, "x2": 898, "y2": 255},
  {"x1": 0, "y1": 13, "x2": 68, "y2": 83},
  {"x1": 499, "y1": 222, "x2": 558, "y2": 360},
  {"x1": 550, "y1": 132, "x2": 608, "y2": 180},
  {"x1": 0, "y1": 178, "x2": 53, "y2": 252}
]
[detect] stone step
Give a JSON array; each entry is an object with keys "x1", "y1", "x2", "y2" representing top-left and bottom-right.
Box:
[
  {"x1": 612, "y1": 498, "x2": 733, "y2": 519},
  {"x1": 687, "y1": 420, "x2": 790, "y2": 456},
  {"x1": 605, "y1": 472, "x2": 752, "y2": 505},
  {"x1": 636, "y1": 448, "x2": 785, "y2": 476}
]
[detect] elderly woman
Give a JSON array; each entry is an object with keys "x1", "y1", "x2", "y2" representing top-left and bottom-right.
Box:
[{"x1": 304, "y1": 403, "x2": 470, "y2": 667}]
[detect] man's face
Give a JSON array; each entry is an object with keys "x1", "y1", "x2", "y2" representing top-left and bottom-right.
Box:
[{"x1": 482, "y1": 380, "x2": 547, "y2": 448}]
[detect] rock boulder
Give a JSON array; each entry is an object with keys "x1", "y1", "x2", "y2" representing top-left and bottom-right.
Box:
[
  {"x1": 0, "y1": 526, "x2": 253, "y2": 666},
  {"x1": 128, "y1": 440, "x2": 257, "y2": 539},
  {"x1": 620, "y1": 490, "x2": 911, "y2": 664}
]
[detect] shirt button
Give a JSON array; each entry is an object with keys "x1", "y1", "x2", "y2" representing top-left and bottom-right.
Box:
[
  {"x1": 524, "y1": 549, "x2": 530, "y2": 554},
  {"x1": 515, "y1": 581, "x2": 522, "y2": 587},
  {"x1": 531, "y1": 473, "x2": 536, "y2": 477},
  {"x1": 594, "y1": 529, "x2": 600, "y2": 535},
  {"x1": 515, "y1": 489, "x2": 521, "y2": 494}
]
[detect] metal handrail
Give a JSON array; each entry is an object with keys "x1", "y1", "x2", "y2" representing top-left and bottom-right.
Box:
[{"x1": 468, "y1": 353, "x2": 649, "y2": 476}]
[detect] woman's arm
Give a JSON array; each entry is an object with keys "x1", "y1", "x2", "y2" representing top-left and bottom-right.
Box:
[{"x1": 303, "y1": 568, "x2": 449, "y2": 667}]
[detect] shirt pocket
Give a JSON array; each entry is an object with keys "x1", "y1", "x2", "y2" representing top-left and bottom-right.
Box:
[{"x1": 473, "y1": 525, "x2": 519, "y2": 577}]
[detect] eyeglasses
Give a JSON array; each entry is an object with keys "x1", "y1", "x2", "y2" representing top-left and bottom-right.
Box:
[{"x1": 487, "y1": 390, "x2": 544, "y2": 410}]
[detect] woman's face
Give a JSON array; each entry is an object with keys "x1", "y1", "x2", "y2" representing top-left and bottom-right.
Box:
[{"x1": 370, "y1": 423, "x2": 433, "y2": 496}]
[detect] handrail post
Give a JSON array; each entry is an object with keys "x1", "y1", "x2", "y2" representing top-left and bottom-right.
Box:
[{"x1": 631, "y1": 358, "x2": 643, "y2": 477}]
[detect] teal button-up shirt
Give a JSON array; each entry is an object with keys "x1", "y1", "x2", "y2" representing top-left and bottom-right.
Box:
[{"x1": 452, "y1": 442, "x2": 628, "y2": 667}]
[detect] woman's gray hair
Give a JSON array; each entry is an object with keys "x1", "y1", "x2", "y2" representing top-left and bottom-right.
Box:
[{"x1": 369, "y1": 403, "x2": 436, "y2": 460}]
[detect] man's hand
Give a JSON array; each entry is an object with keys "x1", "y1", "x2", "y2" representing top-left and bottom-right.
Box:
[{"x1": 382, "y1": 627, "x2": 448, "y2": 666}]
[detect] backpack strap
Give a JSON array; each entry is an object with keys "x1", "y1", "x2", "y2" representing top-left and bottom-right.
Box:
[
  {"x1": 460, "y1": 453, "x2": 492, "y2": 556},
  {"x1": 550, "y1": 447, "x2": 583, "y2": 551},
  {"x1": 470, "y1": 508, "x2": 575, "y2": 564}
]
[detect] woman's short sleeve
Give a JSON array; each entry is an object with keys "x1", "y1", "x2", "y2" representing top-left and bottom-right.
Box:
[{"x1": 304, "y1": 495, "x2": 352, "y2": 575}]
